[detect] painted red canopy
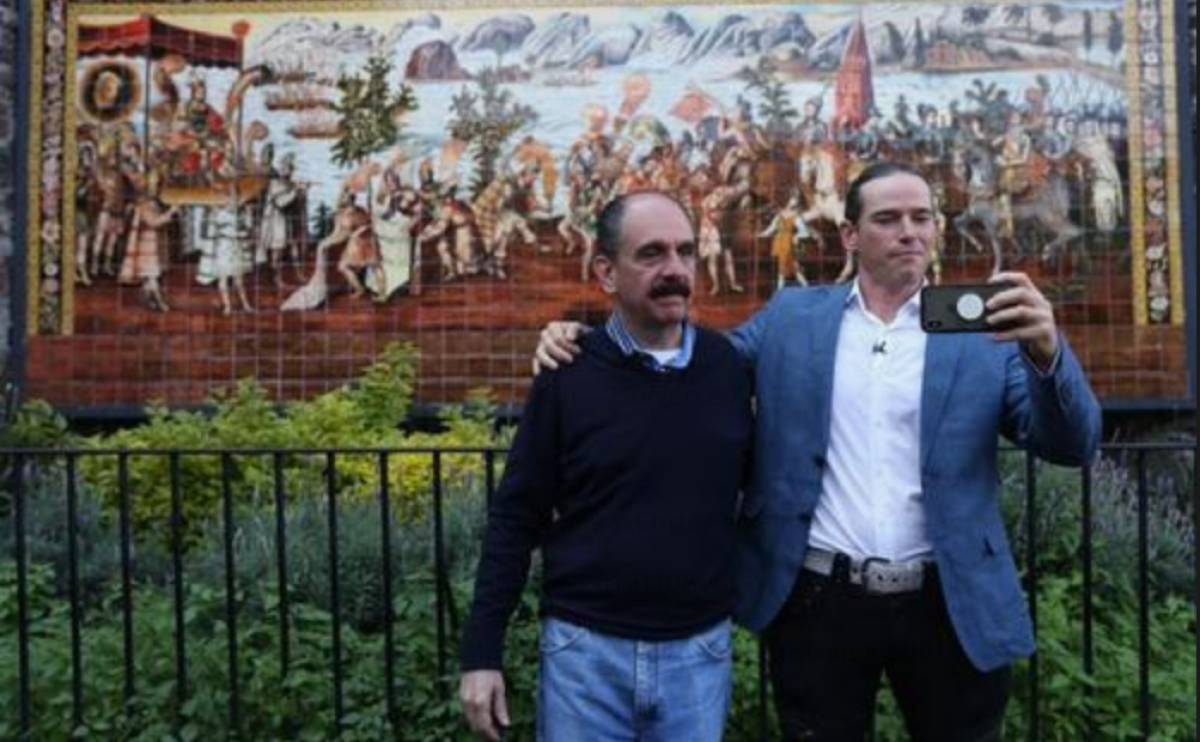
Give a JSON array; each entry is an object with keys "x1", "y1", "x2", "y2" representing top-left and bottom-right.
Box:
[{"x1": 78, "y1": 15, "x2": 242, "y2": 68}]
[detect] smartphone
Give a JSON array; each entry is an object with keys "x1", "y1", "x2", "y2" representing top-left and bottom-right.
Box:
[{"x1": 920, "y1": 282, "x2": 1015, "y2": 333}]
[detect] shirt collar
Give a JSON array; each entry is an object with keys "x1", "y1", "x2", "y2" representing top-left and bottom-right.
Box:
[
  {"x1": 845, "y1": 279, "x2": 924, "y2": 323},
  {"x1": 605, "y1": 313, "x2": 695, "y2": 372}
]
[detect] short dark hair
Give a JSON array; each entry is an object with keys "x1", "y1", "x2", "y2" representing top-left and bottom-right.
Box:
[
  {"x1": 595, "y1": 191, "x2": 692, "y2": 259},
  {"x1": 844, "y1": 162, "x2": 928, "y2": 224}
]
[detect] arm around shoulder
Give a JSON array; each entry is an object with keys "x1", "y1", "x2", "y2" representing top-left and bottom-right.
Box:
[{"x1": 728, "y1": 288, "x2": 798, "y2": 365}]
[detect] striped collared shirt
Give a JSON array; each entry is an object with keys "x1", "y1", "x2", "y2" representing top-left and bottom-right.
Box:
[{"x1": 605, "y1": 314, "x2": 695, "y2": 372}]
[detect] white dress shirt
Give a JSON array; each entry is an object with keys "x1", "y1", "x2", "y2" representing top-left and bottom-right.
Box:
[{"x1": 808, "y1": 283, "x2": 934, "y2": 562}]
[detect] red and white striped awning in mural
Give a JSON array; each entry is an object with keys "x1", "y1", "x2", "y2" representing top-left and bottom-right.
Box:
[{"x1": 78, "y1": 14, "x2": 243, "y2": 68}]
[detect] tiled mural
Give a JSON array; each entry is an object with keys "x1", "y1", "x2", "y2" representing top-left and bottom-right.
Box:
[{"x1": 16, "y1": 0, "x2": 1195, "y2": 410}]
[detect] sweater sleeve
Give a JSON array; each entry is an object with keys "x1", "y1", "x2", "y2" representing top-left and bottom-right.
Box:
[{"x1": 460, "y1": 371, "x2": 562, "y2": 671}]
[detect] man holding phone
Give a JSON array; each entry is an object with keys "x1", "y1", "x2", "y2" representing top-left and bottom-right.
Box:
[{"x1": 536, "y1": 162, "x2": 1102, "y2": 741}]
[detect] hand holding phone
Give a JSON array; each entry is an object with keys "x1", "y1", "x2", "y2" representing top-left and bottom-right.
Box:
[{"x1": 920, "y1": 282, "x2": 1016, "y2": 333}]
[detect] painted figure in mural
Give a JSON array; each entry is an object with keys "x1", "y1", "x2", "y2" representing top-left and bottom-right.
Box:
[
  {"x1": 512, "y1": 136, "x2": 559, "y2": 215},
  {"x1": 281, "y1": 188, "x2": 377, "y2": 310},
  {"x1": 417, "y1": 158, "x2": 444, "y2": 216},
  {"x1": 952, "y1": 142, "x2": 1006, "y2": 274},
  {"x1": 887, "y1": 94, "x2": 915, "y2": 142},
  {"x1": 118, "y1": 169, "x2": 179, "y2": 312},
  {"x1": 1073, "y1": 117, "x2": 1124, "y2": 232},
  {"x1": 172, "y1": 75, "x2": 229, "y2": 184},
  {"x1": 558, "y1": 169, "x2": 608, "y2": 281},
  {"x1": 371, "y1": 183, "x2": 422, "y2": 300},
  {"x1": 992, "y1": 108, "x2": 1033, "y2": 239},
  {"x1": 420, "y1": 188, "x2": 476, "y2": 283},
  {"x1": 842, "y1": 110, "x2": 882, "y2": 185},
  {"x1": 913, "y1": 104, "x2": 946, "y2": 166},
  {"x1": 759, "y1": 190, "x2": 810, "y2": 289},
  {"x1": 619, "y1": 155, "x2": 658, "y2": 195},
  {"x1": 472, "y1": 171, "x2": 538, "y2": 280},
  {"x1": 256, "y1": 149, "x2": 306, "y2": 287},
  {"x1": 698, "y1": 184, "x2": 744, "y2": 296},
  {"x1": 1035, "y1": 112, "x2": 1076, "y2": 163},
  {"x1": 74, "y1": 140, "x2": 102, "y2": 286},
  {"x1": 206, "y1": 189, "x2": 255, "y2": 315},
  {"x1": 796, "y1": 97, "x2": 830, "y2": 149},
  {"x1": 798, "y1": 146, "x2": 855, "y2": 284},
  {"x1": 927, "y1": 180, "x2": 948, "y2": 286},
  {"x1": 90, "y1": 141, "x2": 133, "y2": 278},
  {"x1": 719, "y1": 135, "x2": 757, "y2": 212},
  {"x1": 333, "y1": 191, "x2": 381, "y2": 299}
]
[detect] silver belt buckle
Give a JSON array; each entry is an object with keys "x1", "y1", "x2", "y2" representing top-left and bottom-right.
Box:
[{"x1": 859, "y1": 557, "x2": 926, "y2": 595}]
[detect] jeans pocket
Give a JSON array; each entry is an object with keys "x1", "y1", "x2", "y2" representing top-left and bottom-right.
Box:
[
  {"x1": 539, "y1": 618, "x2": 588, "y2": 656},
  {"x1": 693, "y1": 620, "x2": 734, "y2": 661}
]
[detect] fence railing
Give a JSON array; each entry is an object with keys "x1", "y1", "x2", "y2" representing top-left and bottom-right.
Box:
[{"x1": 1, "y1": 442, "x2": 1195, "y2": 741}]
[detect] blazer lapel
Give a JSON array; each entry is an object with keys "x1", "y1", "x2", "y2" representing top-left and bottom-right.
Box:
[
  {"x1": 808, "y1": 286, "x2": 849, "y2": 452},
  {"x1": 920, "y1": 332, "x2": 964, "y2": 471}
]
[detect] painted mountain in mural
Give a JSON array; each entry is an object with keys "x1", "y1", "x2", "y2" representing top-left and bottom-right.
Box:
[
  {"x1": 627, "y1": 11, "x2": 696, "y2": 68},
  {"x1": 522, "y1": 13, "x2": 592, "y2": 68},
  {"x1": 679, "y1": 12, "x2": 815, "y2": 64},
  {"x1": 806, "y1": 4, "x2": 1105, "y2": 69},
  {"x1": 247, "y1": 10, "x2": 815, "y2": 74},
  {"x1": 245, "y1": 4, "x2": 1110, "y2": 81},
  {"x1": 249, "y1": 18, "x2": 386, "y2": 64},
  {"x1": 460, "y1": 14, "x2": 537, "y2": 59},
  {"x1": 405, "y1": 40, "x2": 470, "y2": 81}
]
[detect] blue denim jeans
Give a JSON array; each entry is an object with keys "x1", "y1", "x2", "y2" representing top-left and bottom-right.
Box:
[{"x1": 536, "y1": 617, "x2": 733, "y2": 742}]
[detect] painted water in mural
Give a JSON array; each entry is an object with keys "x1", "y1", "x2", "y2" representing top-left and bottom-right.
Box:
[{"x1": 24, "y1": 0, "x2": 1190, "y2": 406}]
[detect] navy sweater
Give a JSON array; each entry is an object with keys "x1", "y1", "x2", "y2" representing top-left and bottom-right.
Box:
[{"x1": 460, "y1": 327, "x2": 753, "y2": 671}]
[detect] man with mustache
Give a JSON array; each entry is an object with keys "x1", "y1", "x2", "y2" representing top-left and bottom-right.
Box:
[
  {"x1": 534, "y1": 163, "x2": 1101, "y2": 740},
  {"x1": 460, "y1": 191, "x2": 753, "y2": 741}
]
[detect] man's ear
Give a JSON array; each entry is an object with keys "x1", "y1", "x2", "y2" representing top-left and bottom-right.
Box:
[
  {"x1": 593, "y1": 255, "x2": 616, "y2": 293},
  {"x1": 838, "y1": 221, "x2": 858, "y2": 254}
]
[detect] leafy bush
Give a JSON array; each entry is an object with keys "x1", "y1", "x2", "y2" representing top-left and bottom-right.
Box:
[
  {"x1": 1, "y1": 344, "x2": 505, "y2": 550},
  {"x1": 996, "y1": 453, "x2": 1196, "y2": 742}
]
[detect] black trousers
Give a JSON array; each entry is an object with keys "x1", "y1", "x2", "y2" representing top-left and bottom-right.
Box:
[{"x1": 765, "y1": 562, "x2": 1011, "y2": 742}]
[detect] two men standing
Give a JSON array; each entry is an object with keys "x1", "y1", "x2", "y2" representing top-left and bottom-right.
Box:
[{"x1": 464, "y1": 163, "x2": 1101, "y2": 741}]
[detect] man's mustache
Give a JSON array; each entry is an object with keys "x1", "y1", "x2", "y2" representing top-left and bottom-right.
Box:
[{"x1": 649, "y1": 282, "x2": 692, "y2": 299}]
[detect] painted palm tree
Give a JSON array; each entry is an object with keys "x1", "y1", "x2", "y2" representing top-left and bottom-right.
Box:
[
  {"x1": 1003, "y1": 4, "x2": 1032, "y2": 40},
  {"x1": 448, "y1": 70, "x2": 538, "y2": 200},
  {"x1": 962, "y1": 5, "x2": 993, "y2": 48},
  {"x1": 963, "y1": 6, "x2": 993, "y2": 26},
  {"x1": 1107, "y1": 11, "x2": 1124, "y2": 68},
  {"x1": 1041, "y1": 4, "x2": 1066, "y2": 44},
  {"x1": 744, "y1": 60, "x2": 799, "y2": 141}
]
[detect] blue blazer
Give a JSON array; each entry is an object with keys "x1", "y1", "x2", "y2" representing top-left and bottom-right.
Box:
[{"x1": 729, "y1": 284, "x2": 1102, "y2": 672}]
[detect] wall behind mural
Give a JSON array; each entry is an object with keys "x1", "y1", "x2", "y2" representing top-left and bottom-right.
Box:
[
  {"x1": 17, "y1": 0, "x2": 1194, "y2": 411},
  {"x1": 1, "y1": 0, "x2": 15, "y2": 387}
]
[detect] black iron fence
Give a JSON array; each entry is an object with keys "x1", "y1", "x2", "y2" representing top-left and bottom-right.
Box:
[{"x1": 1, "y1": 442, "x2": 1195, "y2": 741}]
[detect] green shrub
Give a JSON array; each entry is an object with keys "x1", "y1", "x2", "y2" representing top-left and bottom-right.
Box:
[{"x1": 1, "y1": 378, "x2": 1193, "y2": 740}]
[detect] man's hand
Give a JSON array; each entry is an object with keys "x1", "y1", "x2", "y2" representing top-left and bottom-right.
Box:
[
  {"x1": 986, "y1": 271, "x2": 1058, "y2": 370},
  {"x1": 460, "y1": 670, "x2": 510, "y2": 741},
  {"x1": 533, "y1": 321, "x2": 589, "y2": 375}
]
